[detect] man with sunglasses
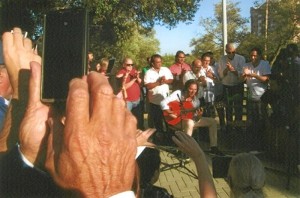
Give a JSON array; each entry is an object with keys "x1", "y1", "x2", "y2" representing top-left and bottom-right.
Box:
[
  {"x1": 218, "y1": 43, "x2": 246, "y2": 131},
  {"x1": 116, "y1": 58, "x2": 143, "y2": 128}
]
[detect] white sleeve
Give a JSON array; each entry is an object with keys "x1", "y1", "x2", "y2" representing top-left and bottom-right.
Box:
[
  {"x1": 18, "y1": 144, "x2": 34, "y2": 168},
  {"x1": 182, "y1": 72, "x2": 189, "y2": 84},
  {"x1": 164, "y1": 67, "x2": 174, "y2": 80},
  {"x1": 160, "y1": 90, "x2": 181, "y2": 110},
  {"x1": 109, "y1": 191, "x2": 135, "y2": 198}
]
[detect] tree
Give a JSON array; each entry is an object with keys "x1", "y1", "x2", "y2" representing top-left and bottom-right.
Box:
[
  {"x1": 105, "y1": 28, "x2": 160, "y2": 70},
  {"x1": 1, "y1": 0, "x2": 202, "y2": 64},
  {"x1": 190, "y1": 0, "x2": 249, "y2": 60},
  {"x1": 238, "y1": 0, "x2": 300, "y2": 65}
]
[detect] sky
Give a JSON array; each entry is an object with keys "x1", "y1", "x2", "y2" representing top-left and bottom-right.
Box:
[{"x1": 154, "y1": 0, "x2": 260, "y2": 55}]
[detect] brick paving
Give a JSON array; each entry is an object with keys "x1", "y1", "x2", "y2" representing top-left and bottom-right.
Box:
[
  {"x1": 143, "y1": 113, "x2": 299, "y2": 197},
  {"x1": 155, "y1": 148, "x2": 300, "y2": 198}
]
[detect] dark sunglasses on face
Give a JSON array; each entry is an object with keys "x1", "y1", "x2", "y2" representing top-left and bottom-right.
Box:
[{"x1": 226, "y1": 51, "x2": 235, "y2": 55}]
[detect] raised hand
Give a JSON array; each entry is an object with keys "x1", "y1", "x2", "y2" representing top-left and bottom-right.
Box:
[
  {"x1": 45, "y1": 72, "x2": 137, "y2": 197},
  {"x1": 2, "y1": 27, "x2": 41, "y2": 99},
  {"x1": 18, "y1": 61, "x2": 50, "y2": 166},
  {"x1": 136, "y1": 128, "x2": 156, "y2": 147},
  {"x1": 172, "y1": 131, "x2": 204, "y2": 160},
  {"x1": 0, "y1": 28, "x2": 41, "y2": 152},
  {"x1": 172, "y1": 131, "x2": 217, "y2": 198}
]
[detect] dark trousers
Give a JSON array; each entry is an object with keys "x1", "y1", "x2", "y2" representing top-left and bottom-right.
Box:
[
  {"x1": 247, "y1": 100, "x2": 267, "y2": 150},
  {"x1": 132, "y1": 101, "x2": 144, "y2": 130},
  {"x1": 223, "y1": 84, "x2": 244, "y2": 123},
  {"x1": 149, "y1": 103, "x2": 164, "y2": 133}
]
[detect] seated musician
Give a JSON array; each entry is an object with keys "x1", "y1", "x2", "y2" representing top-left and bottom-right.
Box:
[{"x1": 160, "y1": 79, "x2": 224, "y2": 156}]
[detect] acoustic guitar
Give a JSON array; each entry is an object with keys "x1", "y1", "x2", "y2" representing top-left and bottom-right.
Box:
[{"x1": 163, "y1": 100, "x2": 198, "y2": 126}]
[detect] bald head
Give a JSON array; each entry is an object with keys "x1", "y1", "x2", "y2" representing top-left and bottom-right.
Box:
[
  {"x1": 191, "y1": 59, "x2": 202, "y2": 74},
  {"x1": 226, "y1": 43, "x2": 236, "y2": 59},
  {"x1": 226, "y1": 43, "x2": 236, "y2": 51}
]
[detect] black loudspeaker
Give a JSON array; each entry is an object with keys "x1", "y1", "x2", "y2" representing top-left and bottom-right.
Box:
[
  {"x1": 212, "y1": 156, "x2": 232, "y2": 178},
  {"x1": 41, "y1": 8, "x2": 88, "y2": 102}
]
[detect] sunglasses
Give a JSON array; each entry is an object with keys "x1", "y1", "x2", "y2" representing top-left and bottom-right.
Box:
[
  {"x1": 226, "y1": 51, "x2": 235, "y2": 55},
  {"x1": 126, "y1": 64, "x2": 134, "y2": 66}
]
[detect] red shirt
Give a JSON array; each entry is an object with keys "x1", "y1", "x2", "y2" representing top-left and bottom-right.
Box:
[
  {"x1": 169, "y1": 62, "x2": 191, "y2": 75},
  {"x1": 117, "y1": 68, "x2": 141, "y2": 101}
]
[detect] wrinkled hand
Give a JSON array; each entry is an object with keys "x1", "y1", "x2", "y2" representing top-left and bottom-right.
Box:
[
  {"x1": 172, "y1": 131, "x2": 205, "y2": 160},
  {"x1": 136, "y1": 128, "x2": 156, "y2": 147},
  {"x1": 2, "y1": 27, "x2": 41, "y2": 99},
  {"x1": 45, "y1": 72, "x2": 137, "y2": 197},
  {"x1": 19, "y1": 61, "x2": 50, "y2": 166}
]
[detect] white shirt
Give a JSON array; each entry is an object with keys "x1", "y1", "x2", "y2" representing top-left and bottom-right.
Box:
[
  {"x1": 218, "y1": 53, "x2": 246, "y2": 86},
  {"x1": 200, "y1": 66, "x2": 215, "y2": 102},
  {"x1": 244, "y1": 60, "x2": 271, "y2": 100},
  {"x1": 144, "y1": 67, "x2": 173, "y2": 105},
  {"x1": 160, "y1": 90, "x2": 200, "y2": 110}
]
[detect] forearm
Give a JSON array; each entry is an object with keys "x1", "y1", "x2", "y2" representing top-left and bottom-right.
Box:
[
  {"x1": 193, "y1": 153, "x2": 217, "y2": 198},
  {"x1": 124, "y1": 79, "x2": 136, "y2": 89},
  {"x1": 164, "y1": 79, "x2": 173, "y2": 85},
  {"x1": 230, "y1": 70, "x2": 238, "y2": 76},
  {"x1": 252, "y1": 74, "x2": 269, "y2": 83},
  {"x1": 223, "y1": 68, "x2": 229, "y2": 77},
  {"x1": 145, "y1": 81, "x2": 160, "y2": 90}
]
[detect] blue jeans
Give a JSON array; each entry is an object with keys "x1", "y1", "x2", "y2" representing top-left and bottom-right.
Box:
[{"x1": 127, "y1": 99, "x2": 140, "y2": 111}]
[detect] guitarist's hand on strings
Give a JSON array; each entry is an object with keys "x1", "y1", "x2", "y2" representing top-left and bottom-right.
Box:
[
  {"x1": 195, "y1": 108, "x2": 203, "y2": 119},
  {"x1": 166, "y1": 109, "x2": 177, "y2": 119}
]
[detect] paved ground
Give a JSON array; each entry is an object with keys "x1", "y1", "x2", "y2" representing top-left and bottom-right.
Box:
[
  {"x1": 155, "y1": 147, "x2": 300, "y2": 198},
  {"x1": 151, "y1": 124, "x2": 300, "y2": 198}
]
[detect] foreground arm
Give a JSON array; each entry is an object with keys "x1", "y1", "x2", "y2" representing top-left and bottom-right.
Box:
[{"x1": 172, "y1": 131, "x2": 217, "y2": 198}]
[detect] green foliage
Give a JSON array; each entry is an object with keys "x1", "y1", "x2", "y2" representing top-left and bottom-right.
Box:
[
  {"x1": 238, "y1": 0, "x2": 299, "y2": 65},
  {"x1": 1, "y1": 0, "x2": 202, "y2": 67},
  {"x1": 190, "y1": 0, "x2": 249, "y2": 60},
  {"x1": 103, "y1": 28, "x2": 160, "y2": 71}
]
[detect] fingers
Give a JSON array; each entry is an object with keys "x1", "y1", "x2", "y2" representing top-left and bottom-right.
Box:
[
  {"x1": 65, "y1": 78, "x2": 89, "y2": 131},
  {"x1": 110, "y1": 96, "x2": 127, "y2": 135},
  {"x1": 11, "y1": 27, "x2": 24, "y2": 48},
  {"x1": 45, "y1": 118, "x2": 55, "y2": 175},
  {"x1": 28, "y1": 61, "x2": 42, "y2": 104},
  {"x1": 124, "y1": 110, "x2": 138, "y2": 139},
  {"x1": 2, "y1": 32, "x2": 13, "y2": 55},
  {"x1": 23, "y1": 38, "x2": 33, "y2": 51},
  {"x1": 136, "y1": 128, "x2": 156, "y2": 147},
  {"x1": 88, "y1": 72, "x2": 114, "y2": 123}
]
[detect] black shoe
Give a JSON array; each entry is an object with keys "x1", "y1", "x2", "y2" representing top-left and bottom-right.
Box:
[{"x1": 210, "y1": 147, "x2": 225, "y2": 156}]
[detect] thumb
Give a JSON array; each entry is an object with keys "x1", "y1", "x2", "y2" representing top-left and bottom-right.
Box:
[
  {"x1": 45, "y1": 117, "x2": 55, "y2": 174},
  {"x1": 29, "y1": 61, "x2": 42, "y2": 105}
]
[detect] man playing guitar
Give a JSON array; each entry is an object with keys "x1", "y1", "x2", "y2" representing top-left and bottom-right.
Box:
[{"x1": 161, "y1": 79, "x2": 224, "y2": 155}]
